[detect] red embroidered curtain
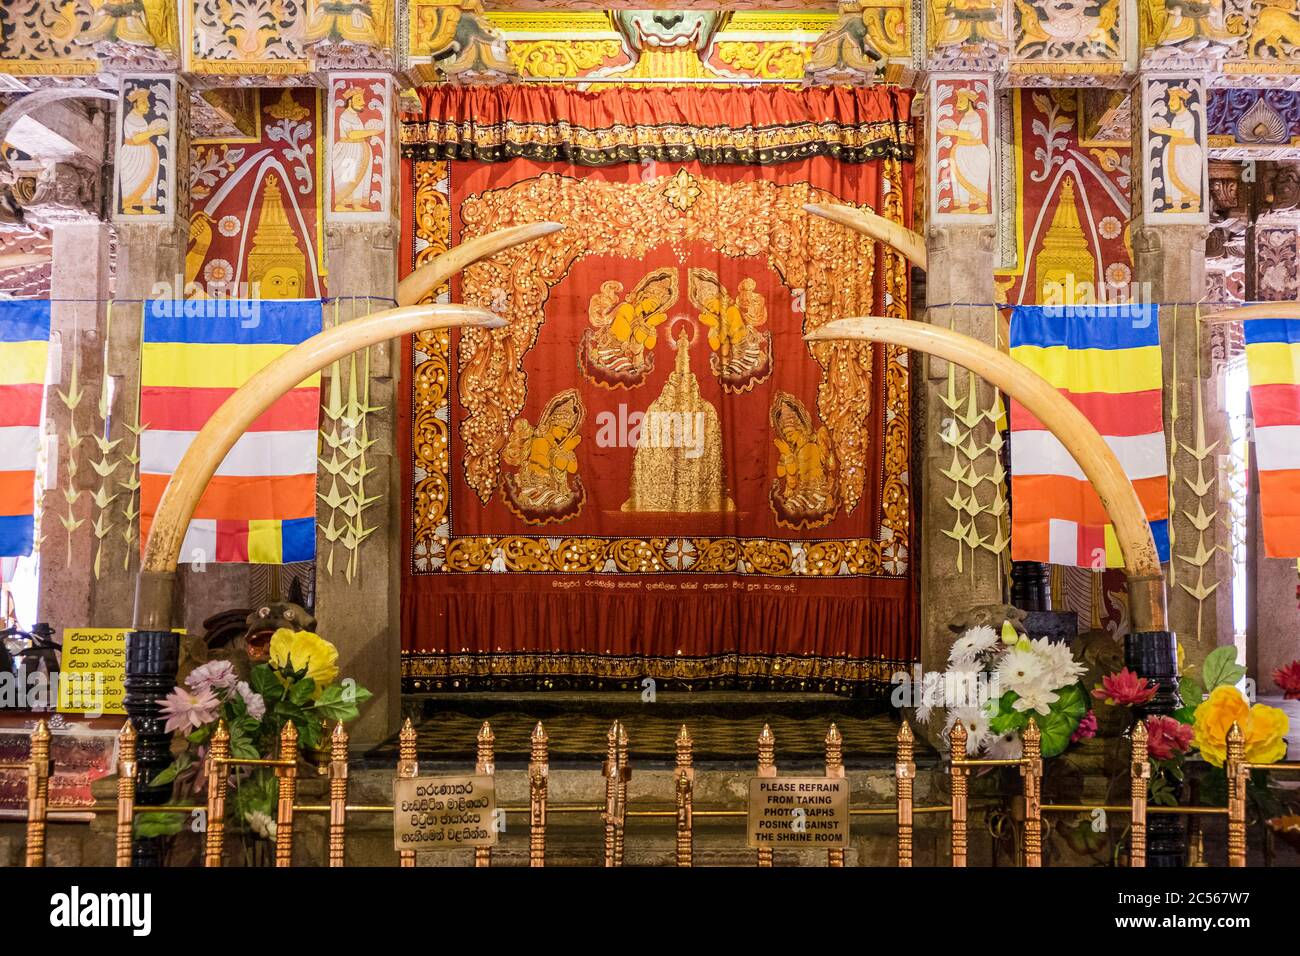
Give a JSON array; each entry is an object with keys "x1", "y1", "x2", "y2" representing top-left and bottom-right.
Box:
[{"x1": 399, "y1": 86, "x2": 916, "y2": 692}]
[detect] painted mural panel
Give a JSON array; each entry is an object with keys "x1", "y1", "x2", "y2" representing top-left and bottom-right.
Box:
[
  {"x1": 1012, "y1": 0, "x2": 1123, "y2": 60},
  {"x1": 930, "y1": 75, "x2": 995, "y2": 222},
  {"x1": 113, "y1": 74, "x2": 177, "y2": 222},
  {"x1": 997, "y1": 90, "x2": 1133, "y2": 307},
  {"x1": 186, "y1": 88, "x2": 325, "y2": 299},
  {"x1": 190, "y1": 0, "x2": 310, "y2": 73},
  {"x1": 327, "y1": 72, "x2": 391, "y2": 220},
  {"x1": 1141, "y1": 76, "x2": 1207, "y2": 222}
]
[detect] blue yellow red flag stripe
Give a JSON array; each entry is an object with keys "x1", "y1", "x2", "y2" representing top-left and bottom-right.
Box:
[{"x1": 0, "y1": 300, "x2": 50, "y2": 557}]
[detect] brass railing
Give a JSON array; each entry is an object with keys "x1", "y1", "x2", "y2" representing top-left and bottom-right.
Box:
[{"x1": 2, "y1": 715, "x2": 1286, "y2": 867}]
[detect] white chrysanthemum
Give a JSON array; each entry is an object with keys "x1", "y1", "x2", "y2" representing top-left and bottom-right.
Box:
[
  {"x1": 1028, "y1": 636, "x2": 1087, "y2": 690},
  {"x1": 1011, "y1": 683, "x2": 1059, "y2": 716},
  {"x1": 943, "y1": 706, "x2": 993, "y2": 756},
  {"x1": 246, "y1": 810, "x2": 276, "y2": 840},
  {"x1": 985, "y1": 730, "x2": 1023, "y2": 759},
  {"x1": 995, "y1": 646, "x2": 1046, "y2": 696},
  {"x1": 948, "y1": 625, "x2": 1000, "y2": 666}
]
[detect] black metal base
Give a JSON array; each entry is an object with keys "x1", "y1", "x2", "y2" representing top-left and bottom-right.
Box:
[
  {"x1": 1126, "y1": 629, "x2": 1185, "y2": 866},
  {"x1": 126, "y1": 629, "x2": 180, "y2": 867}
]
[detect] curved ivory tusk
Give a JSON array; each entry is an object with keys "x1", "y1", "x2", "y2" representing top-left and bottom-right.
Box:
[
  {"x1": 805, "y1": 315, "x2": 1168, "y2": 632},
  {"x1": 396, "y1": 221, "x2": 563, "y2": 307},
  {"x1": 803, "y1": 203, "x2": 927, "y2": 272},
  {"x1": 135, "y1": 221, "x2": 563, "y2": 629},
  {"x1": 0, "y1": 252, "x2": 51, "y2": 271},
  {"x1": 1202, "y1": 303, "x2": 1300, "y2": 323}
]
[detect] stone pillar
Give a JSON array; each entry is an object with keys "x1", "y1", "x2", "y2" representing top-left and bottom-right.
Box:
[
  {"x1": 919, "y1": 73, "x2": 1004, "y2": 675},
  {"x1": 1130, "y1": 72, "x2": 1224, "y2": 668},
  {"x1": 314, "y1": 72, "x2": 401, "y2": 748},
  {"x1": 111, "y1": 73, "x2": 192, "y2": 864}
]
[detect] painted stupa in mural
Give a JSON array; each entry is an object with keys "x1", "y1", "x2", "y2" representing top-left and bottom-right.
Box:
[{"x1": 622, "y1": 330, "x2": 735, "y2": 513}]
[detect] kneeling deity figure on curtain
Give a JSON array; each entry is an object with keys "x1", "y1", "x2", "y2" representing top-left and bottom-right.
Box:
[
  {"x1": 503, "y1": 388, "x2": 587, "y2": 523},
  {"x1": 581, "y1": 268, "x2": 677, "y2": 388},
  {"x1": 770, "y1": 391, "x2": 839, "y2": 529},
  {"x1": 690, "y1": 269, "x2": 772, "y2": 394}
]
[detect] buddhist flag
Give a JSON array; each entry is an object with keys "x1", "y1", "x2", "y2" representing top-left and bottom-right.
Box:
[
  {"x1": 1244, "y1": 319, "x2": 1300, "y2": 557},
  {"x1": 140, "y1": 300, "x2": 321, "y2": 564},
  {"x1": 0, "y1": 300, "x2": 49, "y2": 557},
  {"x1": 1009, "y1": 305, "x2": 1170, "y2": 568}
]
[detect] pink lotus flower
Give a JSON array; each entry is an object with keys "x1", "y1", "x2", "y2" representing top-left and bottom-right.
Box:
[
  {"x1": 185, "y1": 660, "x2": 237, "y2": 695},
  {"x1": 1145, "y1": 715, "x2": 1195, "y2": 761},
  {"x1": 1274, "y1": 660, "x2": 1300, "y2": 700},
  {"x1": 1071, "y1": 710, "x2": 1098, "y2": 743},
  {"x1": 1092, "y1": 668, "x2": 1158, "y2": 707},
  {"x1": 159, "y1": 686, "x2": 220, "y2": 734}
]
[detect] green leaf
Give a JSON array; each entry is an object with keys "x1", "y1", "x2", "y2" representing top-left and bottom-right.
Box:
[
  {"x1": 250, "y1": 664, "x2": 284, "y2": 703},
  {"x1": 296, "y1": 716, "x2": 322, "y2": 751},
  {"x1": 134, "y1": 812, "x2": 186, "y2": 837},
  {"x1": 1179, "y1": 676, "x2": 1204, "y2": 707},
  {"x1": 1036, "y1": 685, "x2": 1089, "y2": 758},
  {"x1": 289, "y1": 677, "x2": 317, "y2": 706},
  {"x1": 312, "y1": 683, "x2": 372, "y2": 722},
  {"x1": 148, "y1": 754, "x2": 190, "y2": 788},
  {"x1": 1201, "y1": 645, "x2": 1247, "y2": 691},
  {"x1": 1171, "y1": 705, "x2": 1198, "y2": 725}
]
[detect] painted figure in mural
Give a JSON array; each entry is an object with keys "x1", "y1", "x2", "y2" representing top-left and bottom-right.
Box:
[
  {"x1": 1014, "y1": 0, "x2": 1121, "y2": 57},
  {"x1": 580, "y1": 269, "x2": 677, "y2": 388},
  {"x1": 118, "y1": 86, "x2": 169, "y2": 215},
  {"x1": 306, "y1": 0, "x2": 385, "y2": 46},
  {"x1": 82, "y1": 0, "x2": 178, "y2": 49},
  {"x1": 1151, "y1": 87, "x2": 1203, "y2": 212},
  {"x1": 938, "y1": 88, "x2": 992, "y2": 215},
  {"x1": 770, "y1": 391, "x2": 838, "y2": 529},
  {"x1": 331, "y1": 85, "x2": 385, "y2": 212},
  {"x1": 247, "y1": 175, "x2": 308, "y2": 298},
  {"x1": 929, "y1": 0, "x2": 1009, "y2": 50},
  {"x1": 1142, "y1": 0, "x2": 1238, "y2": 53},
  {"x1": 502, "y1": 389, "x2": 586, "y2": 523},
  {"x1": 689, "y1": 269, "x2": 773, "y2": 393}
]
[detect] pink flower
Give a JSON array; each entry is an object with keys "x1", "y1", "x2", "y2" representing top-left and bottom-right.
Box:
[
  {"x1": 1092, "y1": 668, "x2": 1158, "y2": 707},
  {"x1": 185, "y1": 660, "x2": 237, "y2": 695},
  {"x1": 1274, "y1": 660, "x2": 1300, "y2": 700},
  {"x1": 1145, "y1": 715, "x2": 1194, "y2": 761},
  {"x1": 159, "y1": 686, "x2": 220, "y2": 734},
  {"x1": 235, "y1": 681, "x2": 266, "y2": 720},
  {"x1": 1071, "y1": 710, "x2": 1097, "y2": 743}
]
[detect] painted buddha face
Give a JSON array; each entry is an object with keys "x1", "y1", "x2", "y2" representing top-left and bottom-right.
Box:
[{"x1": 257, "y1": 265, "x2": 303, "y2": 299}]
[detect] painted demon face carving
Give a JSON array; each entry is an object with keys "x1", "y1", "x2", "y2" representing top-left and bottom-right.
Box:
[{"x1": 611, "y1": 11, "x2": 726, "y2": 55}]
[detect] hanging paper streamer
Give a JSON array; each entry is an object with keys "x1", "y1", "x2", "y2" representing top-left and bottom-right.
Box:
[
  {"x1": 1244, "y1": 318, "x2": 1300, "y2": 558},
  {"x1": 0, "y1": 300, "x2": 50, "y2": 557},
  {"x1": 1009, "y1": 305, "x2": 1170, "y2": 568},
  {"x1": 139, "y1": 299, "x2": 321, "y2": 564}
]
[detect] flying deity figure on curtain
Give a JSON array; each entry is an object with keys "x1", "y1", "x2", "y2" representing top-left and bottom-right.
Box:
[
  {"x1": 1150, "y1": 86, "x2": 1203, "y2": 212},
  {"x1": 580, "y1": 268, "x2": 677, "y2": 387},
  {"x1": 769, "y1": 391, "x2": 839, "y2": 529},
  {"x1": 689, "y1": 269, "x2": 772, "y2": 393},
  {"x1": 502, "y1": 389, "x2": 587, "y2": 523},
  {"x1": 118, "y1": 86, "x2": 169, "y2": 215},
  {"x1": 937, "y1": 88, "x2": 992, "y2": 215},
  {"x1": 331, "y1": 85, "x2": 385, "y2": 212}
]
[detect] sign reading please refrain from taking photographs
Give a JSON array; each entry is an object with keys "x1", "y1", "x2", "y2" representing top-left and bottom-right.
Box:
[
  {"x1": 393, "y1": 775, "x2": 498, "y2": 851},
  {"x1": 747, "y1": 777, "x2": 849, "y2": 848}
]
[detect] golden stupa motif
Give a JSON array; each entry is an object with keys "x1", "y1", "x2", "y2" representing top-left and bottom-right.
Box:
[
  {"x1": 1037, "y1": 177, "x2": 1097, "y2": 303},
  {"x1": 622, "y1": 331, "x2": 734, "y2": 513},
  {"x1": 248, "y1": 174, "x2": 308, "y2": 300}
]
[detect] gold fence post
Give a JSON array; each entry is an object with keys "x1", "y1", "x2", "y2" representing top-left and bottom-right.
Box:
[
  {"x1": 896, "y1": 722, "x2": 915, "y2": 868},
  {"x1": 615, "y1": 722, "x2": 629, "y2": 867},
  {"x1": 24, "y1": 720, "x2": 50, "y2": 867},
  {"x1": 825, "y1": 723, "x2": 845, "y2": 868},
  {"x1": 204, "y1": 720, "x2": 230, "y2": 867},
  {"x1": 397, "y1": 718, "x2": 418, "y2": 868},
  {"x1": 1021, "y1": 718, "x2": 1042, "y2": 868},
  {"x1": 475, "y1": 721, "x2": 495, "y2": 868},
  {"x1": 603, "y1": 720, "x2": 619, "y2": 868},
  {"x1": 328, "y1": 722, "x2": 348, "y2": 867},
  {"x1": 529, "y1": 722, "x2": 548, "y2": 867},
  {"x1": 675, "y1": 724, "x2": 693, "y2": 868},
  {"x1": 115, "y1": 722, "x2": 138, "y2": 868},
  {"x1": 1226, "y1": 722, "x2": 1247, "y2": 867},
  {"x1": 1129, "y1": 721, "x2": 1149, "y2": 868},
  {"x1": 274, "y1": 721, "x2": 298, "y2": 867},
  {"x1": 757, "y1": 724, "x2": 776, "y2": 868},
  {"x1": 949, "y1": 721, "x2": 968, "y2": 868}
]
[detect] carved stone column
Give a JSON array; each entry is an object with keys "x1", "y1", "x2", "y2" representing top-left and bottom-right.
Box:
[
  {"x1": 919, "y1": 73, "x2": 1005, "y2": 680},
  {"x1": 314, "y1": 71, "x2": 401, "y2": 747}
]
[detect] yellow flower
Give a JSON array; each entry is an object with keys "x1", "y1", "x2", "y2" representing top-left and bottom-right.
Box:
[
  {"x1": 1176, "y1": 640, "x2": 1185, "y2": 674},
  {"x1": 1192, "y1": 685, "x2": 1290, "y2": 767},
  {"x1": 269, "y1": 628, "x2": 339, "y2": 693}
]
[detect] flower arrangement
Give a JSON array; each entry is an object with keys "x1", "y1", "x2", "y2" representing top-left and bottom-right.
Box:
[
  {"x1": 1274, "y1": 659, "x2": 1300, "y2": 700},
  {"x1": 140, "y1": 628, "x2": 371, "y2": 846},
  {"x1": 919, "y1": 620, "x2": 1091, "y2": 759}
]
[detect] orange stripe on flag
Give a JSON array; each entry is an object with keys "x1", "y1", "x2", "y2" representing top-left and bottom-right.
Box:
[
  {"x1": 1011, "y1": 474, "x2": 1168, "y2": 525},
  {"x1": 1258, "y1": 470, "x2": 1300, "y2": 558},
  {"x1": 141, "y1": 473, "x2": 316, "y2": 524},
  {"x1": 0, "y1": 470, "x2": 35, "y2": 517}
]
